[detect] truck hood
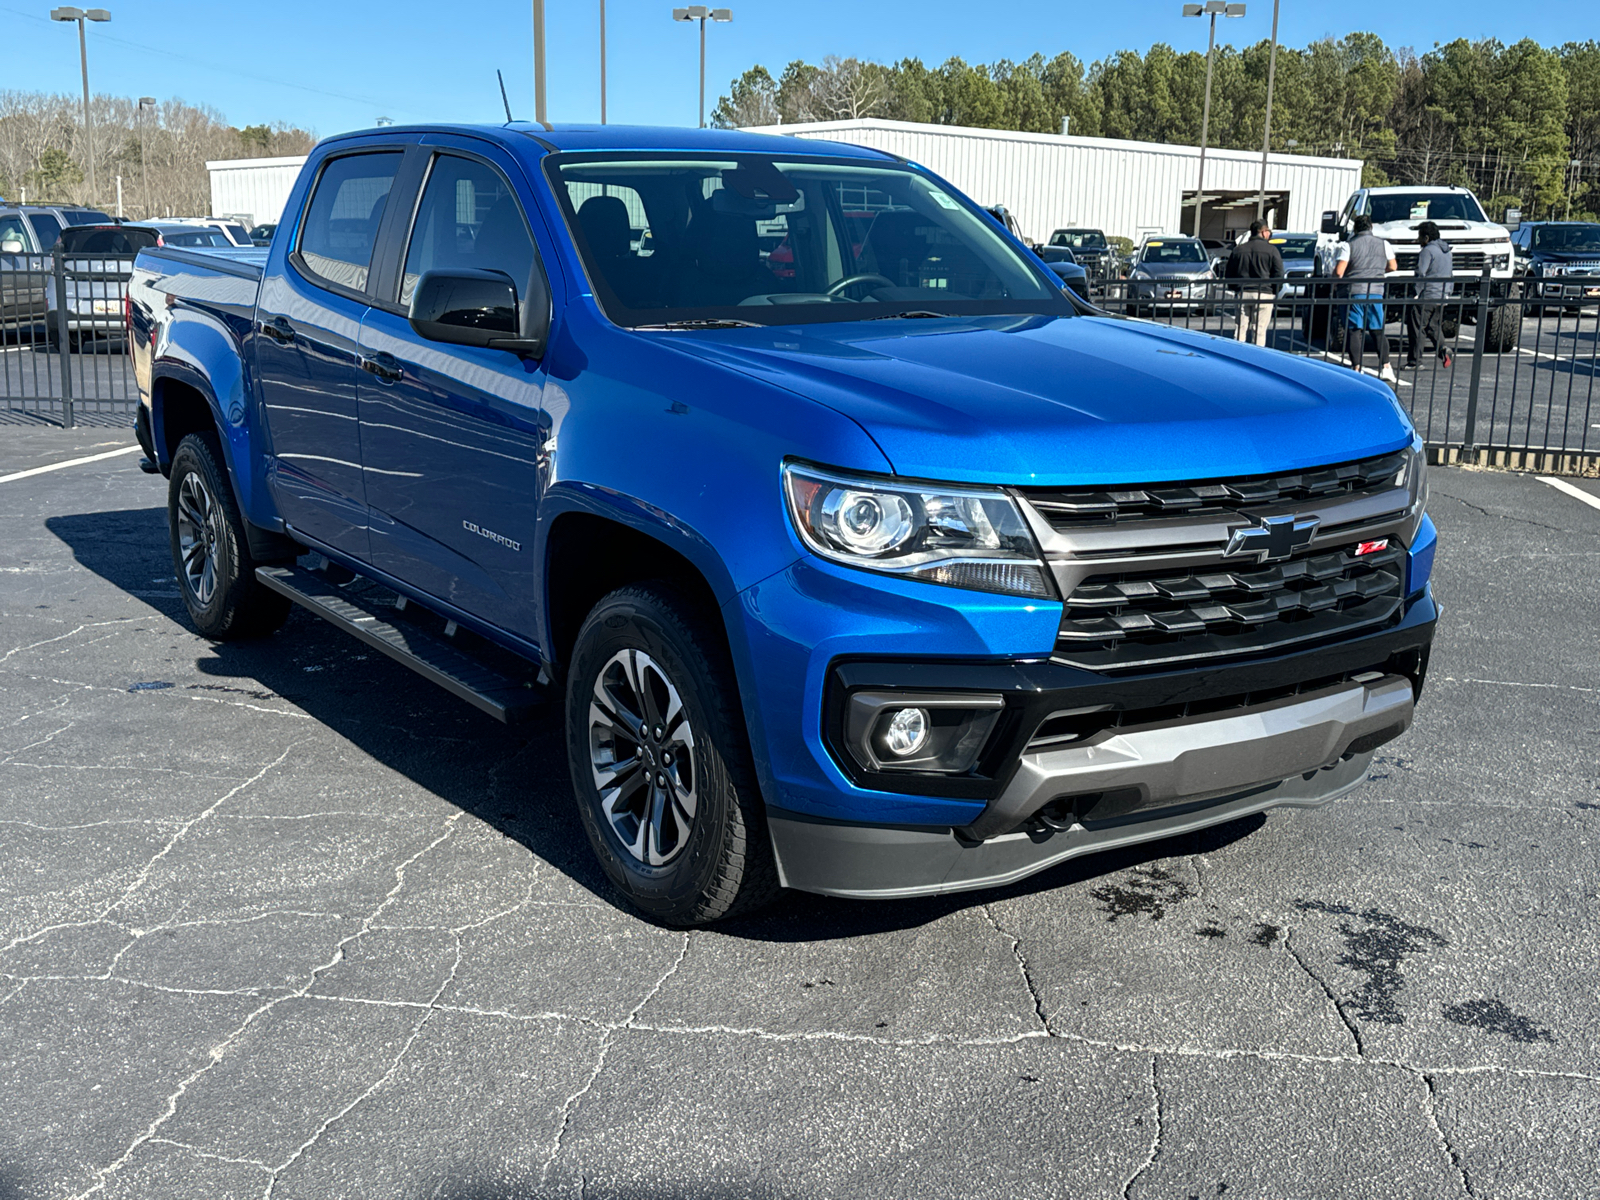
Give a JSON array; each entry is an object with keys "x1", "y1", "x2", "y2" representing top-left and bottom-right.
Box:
[
  {"x1": 1371, "y1": 218, "x2": 1511, "y2": 246},
  {"x1": 667, "y1": 314, "x2": 1413, "y2": 486}
]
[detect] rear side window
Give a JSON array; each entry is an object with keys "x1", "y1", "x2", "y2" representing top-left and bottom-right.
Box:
[
  {"x1": 60, "y1": 227, "x2": 158, "y2": 254},
  {"x1": 0, "y1": 215, "x2": 28, "y2": 251},
  {"x1": 297, "y1": 152, "x2": 402, "y2": 293},
  {"x1": 28, "y1": 213, "x2": 62, "y2": 250},
  {"x1": 400, "y1": 153, "x2": 536, "y2": 309},
  {"x1": 62, "y1": 209, "x2": 111, "y2": 225}
]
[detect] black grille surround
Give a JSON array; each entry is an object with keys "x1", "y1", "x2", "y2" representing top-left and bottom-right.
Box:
[
  {"x1": 1053, "y1": 541, "x2": 1406, "y2": 671},
  {"x1": 1024, "y1": 451, "x2": 1407, "y2": 529}
]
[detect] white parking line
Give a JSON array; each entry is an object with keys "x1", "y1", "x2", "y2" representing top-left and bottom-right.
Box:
[
  {"x1": 1536, "y1": 475, "x2": 1600, "y2": 513},
  {"x1": 0, "y1": 444, "x2": 142, "y2": 484}
]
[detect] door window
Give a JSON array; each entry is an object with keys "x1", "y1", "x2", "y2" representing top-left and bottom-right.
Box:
[
  {"x1": 401, "y1": 154, "x2": 536, "y2": 309},
  {"x1": 297, "y1": 152, "x2": 403, "y2": 293},
  {"x1": 0, "y1": 215, "x2": 27, "y2": 251}
]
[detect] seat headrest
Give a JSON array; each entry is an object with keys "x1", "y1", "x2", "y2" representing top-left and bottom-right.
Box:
[
  {"x1": 578, "y1": 195, "x2": 633, "y2": 259},
  {"x1": 690, "y1": 208, "x2": 760, "y2": 282}
]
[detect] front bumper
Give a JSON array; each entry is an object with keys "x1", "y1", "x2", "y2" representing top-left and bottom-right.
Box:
[{"x1": 770, "y1": 750, "x2": 1372, "y2": 899}]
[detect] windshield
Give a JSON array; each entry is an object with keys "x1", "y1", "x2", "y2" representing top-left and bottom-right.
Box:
[
  {"x1": 1532, "y1": 225, "x2": 1600, "y2": 252},
  {"x1": 1269, "y1": 235, "x2": 1318, "y2": 259},
  {"x1": 1050, "y1": 229, "x2": 1106, "y2": 249},
  {"x1": 1367, "y1": 193, "x2": 1486, "y2": 225},
  {"x1": 546, "y1": 152, "x2": 1069, "y2": 327},
  {"x1": 1139, "y1": 240, "x2": 1207, "y2": 265},
  {"x1": 59, "y1": 226, "x2": 159, "y2": 254}
]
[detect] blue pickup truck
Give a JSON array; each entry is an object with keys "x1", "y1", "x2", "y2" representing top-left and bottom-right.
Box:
[{"x1": 128, "y1": 124, "x2": 1437, "y2": 925}]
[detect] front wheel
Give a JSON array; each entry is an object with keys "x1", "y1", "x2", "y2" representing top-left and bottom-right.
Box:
[
  {"x1": 566, "y1": 584, "x2": 779, "y2": 925},
  {"x1": 168, "y1": 432, "x2": 291, "y2": 639}
]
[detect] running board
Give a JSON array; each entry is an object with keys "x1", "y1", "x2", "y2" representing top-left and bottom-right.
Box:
[{"x1": 255, "y1": 564, "x2": 543, "y2": 723}]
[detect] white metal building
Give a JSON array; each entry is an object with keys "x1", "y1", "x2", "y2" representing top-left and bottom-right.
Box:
[
  {"x1": 746, "y1": 118, "x2": 1363, "y2": 246},
  {"x1": 206, "y1": 122, "x2": 1363, "y2": 245},
  {"x1": 206, "y1": 155, "x2": 308, "y2": 227}
]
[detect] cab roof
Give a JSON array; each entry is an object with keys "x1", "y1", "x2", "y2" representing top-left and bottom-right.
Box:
[{"x1": 321, "y1": 122, "x2": 897, "y2": 162}]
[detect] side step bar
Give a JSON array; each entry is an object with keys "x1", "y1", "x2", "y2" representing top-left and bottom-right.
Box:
[{"x1": 255, "y1": 564, "x2": 543, "y2": 723}]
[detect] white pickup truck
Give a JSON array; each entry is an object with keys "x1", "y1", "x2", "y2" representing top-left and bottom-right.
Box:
[{"x1": 1310, "y1": 185, "x2": 1519, "y2": 352}]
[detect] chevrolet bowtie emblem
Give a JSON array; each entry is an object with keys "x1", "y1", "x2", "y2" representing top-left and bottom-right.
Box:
[{"x1": 1224, "y1": 514, "x2": 1320, "y2": 562}]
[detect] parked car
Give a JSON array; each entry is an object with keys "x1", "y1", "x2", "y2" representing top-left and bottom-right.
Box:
[
  {"x1": 1, "y1": 205, "x2": 114, "y2": 338},
  {"x1": 0, "y1": 203, "x2": 114, "y2": 254},
  {"x1": 130, "y1": 222, "x2": 247, "y2": 250},
  {"x1": 1203, "y1": 237, "x2": 1234, "y2": 272},
  {"x1": 1046, "y1": 228, "x2": 1114, "y2": 287},
  {"x1": 128, "y1": 123, "x2": 1436, "y2": 925},
  {"x1": 1269, "y1": 233, "x2": 1319, "y2": 302},
  {"x1": 44, "y1": 224, "x2": 163, "y2": 348},
  {"x1": 249, "y1": 223, "x2": 277, "y2": 246},
  {"x1": 1313, "y1": 185, "x2": 1517, "y2": 350},
  {"x1": 1511, "y1": 221, "x2": 1600, "y2": 312},
  {"x1": 1126, "y1": 235, "x2": 1218, "y2": 315},
  {"x1": 160, "y1": 217, "x2": 256, "y2": 248}
]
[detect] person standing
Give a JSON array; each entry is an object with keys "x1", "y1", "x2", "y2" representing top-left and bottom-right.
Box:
[
  {"x1": 1334, "y1": 214, "x2": 1399, "y2": 384},
  {"x1": 1225, "y1": 219, "x2": 1284, "y2": 347},
  {"x1": 1405, "y1": 220, "x2": 1454, "y2": 369}
]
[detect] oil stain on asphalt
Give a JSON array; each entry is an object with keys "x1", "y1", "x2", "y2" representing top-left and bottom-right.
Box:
[{"x1": 1296, "y1": 899, "x2": 1447, "y2": 1024}]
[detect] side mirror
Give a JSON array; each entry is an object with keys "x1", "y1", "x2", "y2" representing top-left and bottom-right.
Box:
[
  {"x1": 1503, "y1": 208, "x2": 1521, "y2": 231},
  {"x1": 408, "y1": 267, "x2": 547, "y2": 357},
  {"x1": 0, "y1": 239, "x2": 22, "y2": 254},
  {"x1": 1320, "y1": 211, "x2": 1339, "y2": 235}
]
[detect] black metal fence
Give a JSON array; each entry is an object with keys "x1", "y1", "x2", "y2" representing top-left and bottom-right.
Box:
[
  {"x1": 1, "y1": 249, "x2": 138, "y2": 427},
  {"x1": 1090, "y1": 269, "x2": 1600, "y2": 473}
]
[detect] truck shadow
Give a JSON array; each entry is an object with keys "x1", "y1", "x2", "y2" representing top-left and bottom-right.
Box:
[{"x1": 48, "y1": 506, "x2": 1266, "y2": 942}]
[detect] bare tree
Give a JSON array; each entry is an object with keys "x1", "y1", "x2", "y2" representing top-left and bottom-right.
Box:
[
  {"x1": 804, "y1": 57, "x2": 890, "y2": 122},
  {"x1": 0, "y1": 88, "x2": 313, "y2": 219}
]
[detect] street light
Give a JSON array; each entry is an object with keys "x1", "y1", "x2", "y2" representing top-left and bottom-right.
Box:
[
  {"x1": 532, "y1": 0, "x2": 547, "y2": 126},
  {"x1": 1181, "y1": 0, "x2": 1244, "y2": 238},
  {"x1": 673, "y1": 6, "x2": 731, "y2": 129},
  {"x1": 1255, "y1": 0, "x2": 1280, "y2": 223},
  {"x1": 600, "y1": 0, "x2": 608, "y2": 123},
  {"x1": 137, "y1": 95, "x2": 154, "y2": 219},
  {"x1": 51, "y1": 7, "x2": 110, "y2": 205}
]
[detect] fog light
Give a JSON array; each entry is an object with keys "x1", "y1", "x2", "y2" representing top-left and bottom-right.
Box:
[
  {"x1": 884, "y1": 708, "x2": 929, "y2": 757},
  {"x1": 842, "y1": 690, "x2": 1006, "y2": 775}
]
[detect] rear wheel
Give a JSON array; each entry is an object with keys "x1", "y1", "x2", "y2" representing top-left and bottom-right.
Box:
[
  {"x1": 168, "y1": 432, "x2": 291, "y2": 639},
  {"x1": 1483, "y1": 303, "x2": 1520, "y2": 352},
  {"x1": 567, "y1": 583, "x2": 779, "y2": 925}
]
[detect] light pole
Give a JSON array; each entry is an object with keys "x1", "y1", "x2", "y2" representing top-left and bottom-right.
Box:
[
  {"x1": 138, "y1": 95, "x2": 154, "y2": 219},
  {"x1": 51, "y1": 7, "x2": 111, "y2": 205},
  {"x1": 600, "y1": 0, "x2": 607, "y2": 123},
  {"x1": 1255, "y1": 0, "x2": 1280, "y2": 223},
  {"x1": 532, "y1": 0, "x2": 547, "y2": 125},
  {"x1": 1181, "y1": 0, "x2": 1244, "y2": 238},
  {"x1": 672, "y1": 6, "x2": 731, "y2": 129}
]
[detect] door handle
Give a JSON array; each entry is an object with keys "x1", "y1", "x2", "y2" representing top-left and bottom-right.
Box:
[
  {"x1": 359, "y1": 350, "x2": 403, "y2": 383},
  {"x1": 262, "y1": 314, "x2": 295, "y2": 344}
]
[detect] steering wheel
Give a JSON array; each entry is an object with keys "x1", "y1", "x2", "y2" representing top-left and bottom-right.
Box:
[{"x1": 825, "y1": 272, "x2": 897, "y2": 298}]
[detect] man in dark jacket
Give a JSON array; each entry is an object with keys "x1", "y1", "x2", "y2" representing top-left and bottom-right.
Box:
[
  {"x1": 1224, "y1": 219, "x2": 1284, "y2": 346},
  {"x1": 1405, "y1": 220, "x2": 1453, "y2": 368}
]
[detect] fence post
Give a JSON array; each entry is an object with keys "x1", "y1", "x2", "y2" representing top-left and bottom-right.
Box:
[
  {"x1": 51, "y1": 246, "x2": 73, "y2": 429},
  {"x1": 1461, "y1": 266, "x2": 1492, "y2": 458}
]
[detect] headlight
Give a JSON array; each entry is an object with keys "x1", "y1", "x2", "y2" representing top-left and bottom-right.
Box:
[
  {"x1": 1491, "y1": 253, "x2": 1510, "y2": 269},
  {"x1": 1543, "y1": 264, "x2": 1565, "y2": 276},
  {"x1": 783, "y1": 464, "x2": 1053, "y2": 598},
  {"x1": 1394, "y1": 442, "x2": 1428, "y2": 516},
  {"x1": 1131, "y1": 268, "x2": 1150, "y2": 280}
]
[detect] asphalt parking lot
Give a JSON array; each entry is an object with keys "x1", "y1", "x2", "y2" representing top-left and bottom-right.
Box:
[{"x1": 2, "y1": 427, "x2": 1598, "y2": 1200}]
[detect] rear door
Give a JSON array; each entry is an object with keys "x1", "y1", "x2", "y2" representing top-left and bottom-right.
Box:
[
  {"x1": 256, "y1": 146, "x2": 409, "y2": 559},
  {"x1": 354, "y1": 140, "x2": 551, "y2": 638}
]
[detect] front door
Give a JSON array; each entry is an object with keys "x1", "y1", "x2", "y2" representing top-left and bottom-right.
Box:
[
  {"x1": 355, "y1": 148, "x2": 549, "y2": 638},
  {"x1": 256, "y1": 149, "x2": 404, "y2": 559}
]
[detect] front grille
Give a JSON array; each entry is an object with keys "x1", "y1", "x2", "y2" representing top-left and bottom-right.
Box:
[
  {"x1": 1053, "y1": 542, "x2": 1406, "y2": 671},
  {"x1": 1024, "y1": 451, "x2": 1406, "y2": 531},
  {"x1": 1395, "y1": 250, "x2": 1486, "y2": 272}
]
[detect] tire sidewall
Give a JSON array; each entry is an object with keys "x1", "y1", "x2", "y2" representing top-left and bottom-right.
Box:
[
  {"x1": 566, "y1": 590, "x2": 739, "y2": 920},
  {"x1": 168, "y1": 435, "x2": 243, "y2": 636}
]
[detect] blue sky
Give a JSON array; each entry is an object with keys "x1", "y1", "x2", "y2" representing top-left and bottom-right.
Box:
[{"x1": 1, "y1": 0, "x2": 1591, "y2": 138}]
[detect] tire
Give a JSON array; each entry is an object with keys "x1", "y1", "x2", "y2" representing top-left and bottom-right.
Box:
[
  {"x1": 1483, "y1": 302, "x2": 1520, "y2": 353},
  {"x1": 167, "y1": 432, "x2": 292, "y2": 640},
  {"x1": 566, "y1": 583, "x2": 779, "y2": 926}
]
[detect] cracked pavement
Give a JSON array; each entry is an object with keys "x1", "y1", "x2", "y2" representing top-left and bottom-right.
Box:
[{"x1": 2, "y1": 427, "x2": 1598, "y2": 1199}]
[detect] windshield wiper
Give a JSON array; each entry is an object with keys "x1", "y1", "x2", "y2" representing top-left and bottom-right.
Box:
[
  {"x1": 633, "y1": 318, "x2": 761, "y2": 330},
  {"x1": 862, "y1": 310, "x2": 950, "y2": 321}
]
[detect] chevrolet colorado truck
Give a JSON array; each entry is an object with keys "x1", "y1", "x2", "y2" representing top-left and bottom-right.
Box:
[
  {"x1": 1312, "y1": 184, "x2": 1519, "y2": 351},
  {"x1": 128, "y1": 124, "x2": 1437, "y2": 925}
]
